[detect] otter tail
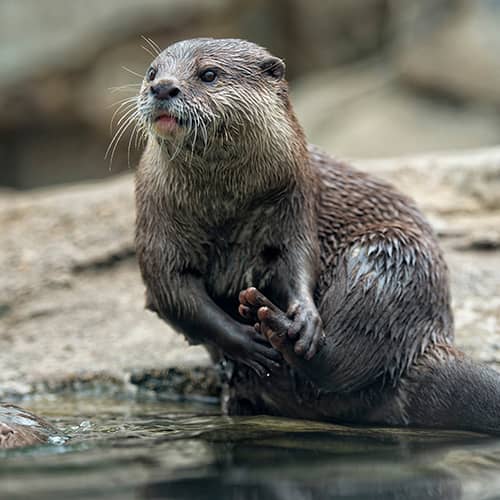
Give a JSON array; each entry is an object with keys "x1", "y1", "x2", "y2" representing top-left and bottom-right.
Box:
[{"x1": 404, "y1": 350, "x2": 500, "y2": 435}]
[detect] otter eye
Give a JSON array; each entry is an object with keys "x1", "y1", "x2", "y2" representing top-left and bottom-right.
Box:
[
  {"x1": 199, "y1": 69, "x2": 217, "y2": 83},
  {"x1": 146, "y1": 67, "x2": 157, "y2": 82}
]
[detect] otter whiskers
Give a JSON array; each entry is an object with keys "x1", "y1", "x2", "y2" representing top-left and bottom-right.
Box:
[{"x1": 106, "y1": 99, "x2": 141, "y2": 167}]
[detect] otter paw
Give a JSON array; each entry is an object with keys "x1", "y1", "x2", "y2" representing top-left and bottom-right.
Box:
[
  {"x1": 238, "y1": 327, "x2": 283, "y2": 377},
  {"x1": 256, "y1": 306, "x2": 292, "y2": 351},
  {"x1": 238, "y1": 287, "x2": 278, "y2": 325},
  {"x1": 225, "y1": 322, "x2": 282, "y2": 378},
  {"x1": 238, "y1": 287, "x2": 324, "y2": 361},
  {"x1": 238, "y1": 287, "x2": 293, "y2": 353},
  {"x1": 286, "y1": 302, "x2": 324, "y2": 360}
]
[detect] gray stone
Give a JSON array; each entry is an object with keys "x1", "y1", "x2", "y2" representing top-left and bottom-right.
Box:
[
  {"x1": 0, "y1": 0, "x2": 228, "y2": 88},
  {"x1": 360, "y1": 148, "x2": 500, "y2": 213},
  {"x1": 0, "y1": 175, "x2": 212, "y2": 399},
  {"x1": 393, "y1": 0, "x2": 500, "y2": 105},
  {"x1": 1, "y1": 148, "x2": 499, "y2": 398},
  {"x1": 268, "y1": 0, "x2": 390, "y2": 76},
  {"x1": 292, "y1": 65, "x2": 500, "y2": 159}
]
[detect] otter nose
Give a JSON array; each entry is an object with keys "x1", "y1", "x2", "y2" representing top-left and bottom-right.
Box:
[{"x1": 150, "y1": 81, "x2": 180, "y2": 100}]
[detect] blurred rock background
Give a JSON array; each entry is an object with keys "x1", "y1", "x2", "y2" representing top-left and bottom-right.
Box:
[
  {"x1": 1, "y1": 0, "x2": 500, "y2": 188},
  {"x1": 0, "y1": 0, "x2": 499, "y2": 399}
]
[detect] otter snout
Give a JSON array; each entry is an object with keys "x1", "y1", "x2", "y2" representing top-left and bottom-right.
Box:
[{"x1": 150, "y1": 80, "x2": 180, "y2": 100}]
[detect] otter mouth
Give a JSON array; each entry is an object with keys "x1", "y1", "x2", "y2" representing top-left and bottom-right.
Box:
[{"x1": 153, "y1": 112, "x2": 181, "y2": 135}]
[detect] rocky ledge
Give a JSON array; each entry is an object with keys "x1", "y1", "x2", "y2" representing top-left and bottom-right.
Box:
[{"x1": 0, "y1": 147, "x2": 499, "y2": 400}]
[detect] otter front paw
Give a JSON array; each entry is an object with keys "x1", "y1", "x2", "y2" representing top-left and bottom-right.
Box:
[
  {"x1": 286, "y1": 301, "x2": 324, "y2": 360},
  {"x1": 225, "y1": 324, "x2": 282, "y2": 378},
  {"x1": 238, "y1": 287, "x2": 325, "y2": 362}
]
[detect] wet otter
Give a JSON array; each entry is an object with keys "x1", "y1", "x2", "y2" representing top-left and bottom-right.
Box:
[
  {"x1": 134, "y1": 38, "x2": 500, "y2": 434},
  {"x1": 0, "y1": 403, "x2": 61, "y2": 449}
]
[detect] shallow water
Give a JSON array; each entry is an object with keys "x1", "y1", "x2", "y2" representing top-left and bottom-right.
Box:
[{"x1": 2, "y1": 396, "x2": 500, "y2": 500}]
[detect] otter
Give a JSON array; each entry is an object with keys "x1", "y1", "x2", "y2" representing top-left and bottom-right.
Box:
[
  {"x1": 134, "y1": 38, "x2": 500, "y2": 434},
  {"x1": 0, "y1": 403, "x2": 61, "y2": 449}
]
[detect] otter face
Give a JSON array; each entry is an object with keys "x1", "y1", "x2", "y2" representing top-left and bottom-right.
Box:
[{"x1": 137, "y1": 38, "x2": 289, "y2": 154}]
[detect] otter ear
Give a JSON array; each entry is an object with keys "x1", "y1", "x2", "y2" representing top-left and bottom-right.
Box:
[{"x1": 260, "y1": 57, "x2": 285, "y2": 80}]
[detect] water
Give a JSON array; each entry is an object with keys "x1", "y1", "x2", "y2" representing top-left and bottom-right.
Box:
[{"x1": 2, "y1": 396, "x2": 500, "y2": 500}]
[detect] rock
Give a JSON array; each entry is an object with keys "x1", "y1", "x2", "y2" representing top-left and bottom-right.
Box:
[
  {"x1": 266, "y1": 0, "x2": 390, "y2": 76},
  {"x1": 0, "y1": 175, "x2": 211, "y2": 399},
  {"x1": 130, "y1": 366, "x2": 221, "y2": 402},
  {"x1": 0, "y1": 175, "x2": 135, "y2": 306},
  {"x1": 359, "y1": 148, "x2": 500, "y2": 213},
  {"x1": 454, "y1": 230, "x2": 500, "y2": 252},
  {"x1": 292, "y1": 64, "x2": 500, "y2": 159},
  {"x1": 1, "y1": 148, "x2": 499, "y2": 398},
  {"x1": 393, "y1": 0, "x2": 500, "y2": 105},
  {"x1": 446, "y1": 250, "x2": 500, "y2": 368}
]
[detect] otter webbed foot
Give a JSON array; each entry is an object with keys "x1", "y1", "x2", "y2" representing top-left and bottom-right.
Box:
[{"x1": 238, "y1": 287, "x2": 324, "y2": 363}]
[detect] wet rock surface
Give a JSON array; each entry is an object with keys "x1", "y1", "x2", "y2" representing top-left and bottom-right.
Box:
[{"x1": 0, "y1": 148, "x2": 499, "y2": 400}]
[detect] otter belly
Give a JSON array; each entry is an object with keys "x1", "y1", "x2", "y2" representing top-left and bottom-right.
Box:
[{"x1": 204, "y1": 226, "x2": 280, "y2": 303}]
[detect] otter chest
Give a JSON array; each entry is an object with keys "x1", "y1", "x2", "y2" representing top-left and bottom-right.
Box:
[{"x1": 202, "y1": 210, "x2": 282, "y2": 300}]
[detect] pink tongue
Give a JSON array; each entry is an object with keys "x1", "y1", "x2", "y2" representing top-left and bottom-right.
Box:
[
  {"x1": 155, "y1": 115, "x2": 177, "y2": 133},
  {"x1": 157, "y1": 115, "x2": 175, "y2": 123}
]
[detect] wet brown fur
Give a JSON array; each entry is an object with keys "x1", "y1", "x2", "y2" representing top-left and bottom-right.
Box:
[
  {"x1": 134, "y1": 38, "x2": 500, "y2": 434},
  {"x1": 0, "y1": 403, "x2": 59, "y2": 449}
]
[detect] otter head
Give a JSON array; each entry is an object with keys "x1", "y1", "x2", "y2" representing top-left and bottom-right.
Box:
[{"x1": 137, "y1": 38, "x2": 304, "y2": 161}]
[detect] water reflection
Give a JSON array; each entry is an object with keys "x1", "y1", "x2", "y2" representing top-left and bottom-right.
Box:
[
  {"x1": 1, "y1": 396, "x2": 500, "y2": 500},
  {"x1": 145, "y1": 475, "x2": 462, "y2": 500}
]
